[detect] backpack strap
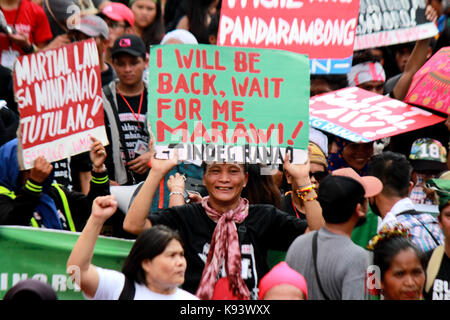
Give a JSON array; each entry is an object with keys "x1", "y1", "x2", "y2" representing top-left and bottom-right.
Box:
[
  {"x1": 425, "y1": 245, "x2": 445, "y2": 294},
  {"x1": 312, "y1": 230, "x2": 331, "y2": 300},
  {"x1": 397, "y1": 209, "x2": 441, "y2": 247},
  {"x1": 118, "y1": 276, "x2": 136, "y2": 300}
]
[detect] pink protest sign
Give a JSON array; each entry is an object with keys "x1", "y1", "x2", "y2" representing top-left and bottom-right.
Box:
[
  {"x1": 309, "y1": 87, "x2": 445, "y2": 143},
  {"x1": 404, "y1": 47, "x2": 450, "y2": 114},
  {"x1": 13, "y1": 39, "x2": 109, "y2": 169},
  {"x1": 217, "y1": 0, "x2": 360, "y2": 74}
]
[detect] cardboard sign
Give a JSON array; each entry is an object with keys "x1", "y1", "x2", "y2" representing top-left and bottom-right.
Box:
[
  {"x1": 309, "y1": 87, "x2": 445, "y2": 142},
  {"x1": 355, "y1": 0, "x2": 439, "y2": 50},
  {"x1": 0, "y1": 226, "x2": 133, "y2": 300},
  {"x1": 13, "y1": 39, "x2": 108, "y2": 169},
  {"x1": 217, "y1": 0, "x2": 360, "y2": 74},
  {"x1": 148, "y1": 44, "x2": 310, "y2": 164},
  {"x1": 404, "y1": 47, "x2": 450, "y2": 114}
]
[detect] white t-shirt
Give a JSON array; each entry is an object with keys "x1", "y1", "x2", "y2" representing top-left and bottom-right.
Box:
[{"x1": 86, "y1": 267, "x2": 199, "y2": 300}]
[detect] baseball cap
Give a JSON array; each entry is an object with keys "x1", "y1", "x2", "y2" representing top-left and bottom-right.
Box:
[
  {"x1": 258, "y1": 262, "x2": 308, "y2": 300},
  {"x1": 409, "y1": 138, "x2": 447, "y2": 172},
  {"x1": 100, "y1": 2, "x2": 135, "y2": 27},
  {"x1": 71, "y1": 15, "x2": 109, "y2": 39},
  {"x1": 112, "y1": 34, "x2": 146, "y2": 58},
  {"x1": 332, "y1": 167, "x2": 383, "y2": 197}
]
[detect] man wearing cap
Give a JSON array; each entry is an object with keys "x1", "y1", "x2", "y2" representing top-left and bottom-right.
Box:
[
  {"x1": 98, "y1": 1, "x2": 135, "y2": 65},
  {"x1": 409, "y1": 138, "x2": 448, "y2": 205},
  {"x1": 102, "y1": 34, "x2": 151, "y2": 186},
  {"x1": 368, "y1": 151, "x2": 444, "y2": 252},
  {"x1": 286, "y1": 167, "x2": 382, "y2": 300}
]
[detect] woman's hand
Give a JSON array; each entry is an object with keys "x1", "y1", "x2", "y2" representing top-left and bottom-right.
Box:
[
  {"x1": 90, "y1": 195, "x2": 118, "y2": 224},
  {"x1": 89, "y1": 136, "x2": 107, "y2": 171}
]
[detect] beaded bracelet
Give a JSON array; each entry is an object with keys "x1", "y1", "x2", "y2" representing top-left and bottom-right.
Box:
[{"x1": 296, "y1": 184, "x2": 316, "y2": 199}]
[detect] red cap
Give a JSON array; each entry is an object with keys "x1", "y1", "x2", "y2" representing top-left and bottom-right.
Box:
[{"x1": 101, "y1": 2, "x2": 135, "y2": 27}]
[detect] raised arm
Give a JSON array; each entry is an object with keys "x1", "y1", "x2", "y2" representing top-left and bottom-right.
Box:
[
  {"x1": 283, "y1": 153, "x2": 325, "y2": 231},
  {"x1": 67, "y1": 195, "x2": 117, "y2": 298},
  {"x1": 123, "y1": 153, "x2": 179, "y2": 235},
  {"x1": 392, "y1": 5, "x2": 438, "y2": 101}
]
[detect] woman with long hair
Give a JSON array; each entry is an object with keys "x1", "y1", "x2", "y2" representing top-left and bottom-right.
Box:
[{"x1": 130, "y1": 0, "x2": 165, "y2": 48}]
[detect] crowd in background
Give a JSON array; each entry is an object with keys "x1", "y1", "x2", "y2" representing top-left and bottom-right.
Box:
[{"x1": 0, "y1": 0, "x2": 449, "y2": 302}]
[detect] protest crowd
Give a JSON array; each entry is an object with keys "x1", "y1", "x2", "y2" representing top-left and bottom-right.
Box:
[{"x1": 1, "y1": 0, "x2": 450, "y2": 304}]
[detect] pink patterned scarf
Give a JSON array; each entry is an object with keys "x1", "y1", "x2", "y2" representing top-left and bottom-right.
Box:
[{"x1": 196, "y1": 196, "x2": 251, "y2": 300}]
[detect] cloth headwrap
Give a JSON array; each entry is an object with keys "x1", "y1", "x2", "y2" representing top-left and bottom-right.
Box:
[
  {"x1": 160, "y1": 29, "x2": 198, "y2": 44},
  {"x1": 309, "y1": 142, "x2": 327, "y2": 169},
  {"x1": 196, "y1": 196, "x2": 251, "y2": 300},
  {"x1": 0, "y1": 139, "x2": 62, "y2": 230},
  {"x1": 347, "y1": 62, "x2": 386, "y2": 87},
  {"x1": 258, "y1": 262, "x2": 308, "y2": 300}
]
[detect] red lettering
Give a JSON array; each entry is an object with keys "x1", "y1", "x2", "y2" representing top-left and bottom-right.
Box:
[
  {"x1": 248, "y1": 78, "x2": 262, "y2": 97},
  {"x1": 157, "y1": 73, "x2": 173, "y2": 94},
  {"x1": 190, "y1": 121, "x2": 211, "y2": 143},
  {"x1": 231, "y1": 101, "x2": 244, "y2": 122},
  {"x1": 215, "y1": 50, "x2": 226, "y2": 71},
  {"x1": 175, "y1": 99, "x2": 186, "y2": 121},
  {"x1": 157, "y1": 98, "x2": 172, "y2": 118},
  {"x1": 211, "y1": 121, "x2": 228, "y2": 143},
  {"x1": 213, "y1": 100, "x2": 229, "y2": 121},
  {"x1": 190, "y1": 72, "x2": 200, "y2": 94},
  {"x1": 175, "y1": 48, "x2": 193, "y2": 69},
  {"x1": 157, "y1": 48, "x2": 162, "y2": 68},
  {"x1": 271, "y1": 78, "x2": 284, "y2": 98},
  {"x1": 189, "y1": 99, "x2": 202, "y2": 120},
  {"x1": 248, "y1": 52, "x2": 261, "y2": 73},
  {"x1": 234, "y1": 51, "x2": 247, "y2": 72},
  {"x1": 231, "y1": 123, "x2": 252, "y2": 144},
  {"x1": 174, "y1": 74, "x2": 190, "y2": 94},
  {"x1": 202, "y1": 50, "x2": 214, "y2": 70},
  {"x1": 203, "y1": 73, "x2": 217, "y2": 95},
  {"x1": 249, "y1": 123, "x2": 275, "y2": 144},
  {"x1": 156, "y1": 120, "x2": 188, "y2": 142}
]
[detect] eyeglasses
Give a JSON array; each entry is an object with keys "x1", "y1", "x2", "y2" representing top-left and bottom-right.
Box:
[{"x1": 309, "y1": 171, "x2": 328, "y2": 182}]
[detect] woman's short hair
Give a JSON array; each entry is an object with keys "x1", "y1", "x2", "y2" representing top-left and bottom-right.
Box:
[{"x1": 121, "y1": 225, "x2": 183, "y2": 285}]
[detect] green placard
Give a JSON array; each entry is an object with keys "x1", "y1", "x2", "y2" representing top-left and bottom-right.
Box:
[
  {"x1": 0, "y1": 226, "x2": 133, "y2": 300},
  {"x1": 148, "y1": 44, "x2": 310, "y2": 164}
]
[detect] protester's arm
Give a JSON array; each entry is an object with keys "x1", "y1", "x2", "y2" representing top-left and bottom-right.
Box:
[
  {"x1": 67, "y1": 195, "x2": 117, "y2": 298},
  {"x1": 392, "y1": 5, "x2": 438, "y2": 101},
  {"x1": 123, "y1": 153, "x2": 179, "y2": 235},
  {"x1": 79, "y1": 171, "x2": 92, "y2": 195},
  {"x1": 167, "y1": 173, "x2": 187, "y2": 207},
  {"x1": 41, "y1": 34, "x2": 72, "y2": 51},
  {"x1": 283, "y1": 154, "x2": 325, "y2": 231}
]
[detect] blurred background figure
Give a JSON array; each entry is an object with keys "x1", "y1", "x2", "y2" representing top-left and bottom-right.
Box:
[{"x1": 3, "y1": 279, "x2": 58, "y2": 300}]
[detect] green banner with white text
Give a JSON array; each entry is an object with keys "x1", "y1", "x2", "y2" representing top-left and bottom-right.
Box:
[{"x1": 0, "y1": 226, "x2": 133, "y2": 300}]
